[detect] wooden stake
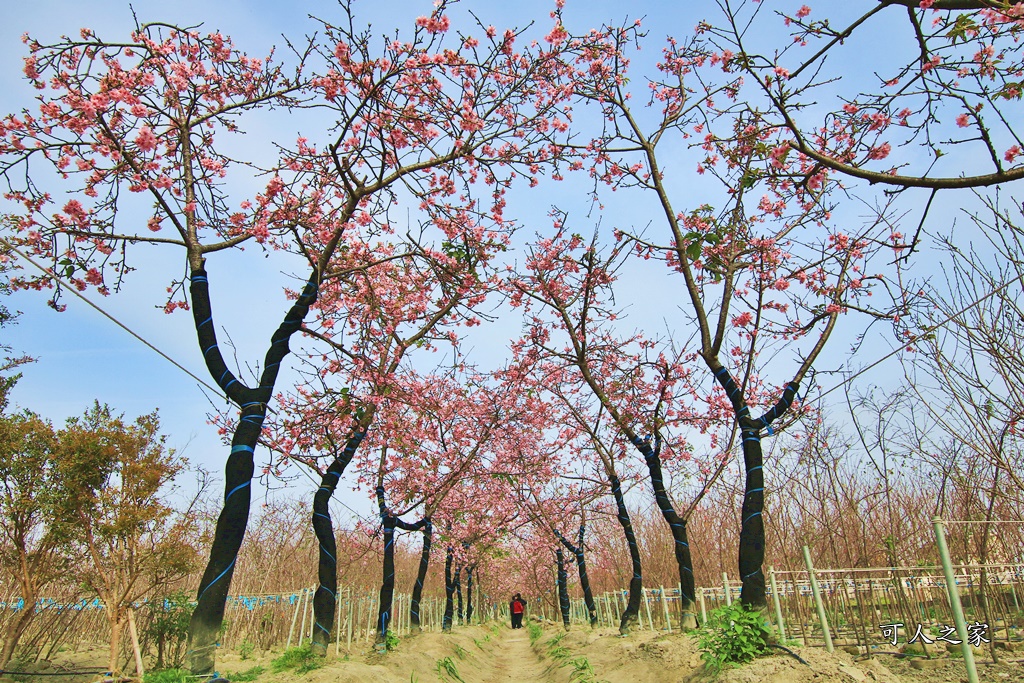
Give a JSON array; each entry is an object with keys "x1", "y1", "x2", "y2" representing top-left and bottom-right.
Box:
[
  {"x1": 126, "y1": 608, "x2": 144, "y2": 679},
  {"x1": 287, "y1": 588, "x2": 303, "y2": 649}
]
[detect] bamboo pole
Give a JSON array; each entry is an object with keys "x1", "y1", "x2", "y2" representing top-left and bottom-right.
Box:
[
  {"x1": 659, "y1": 587, "x2": 672, "y2": 633},
  {"x1": 335, "y1": 589, "x2": 342, "y2": 656},
  {"x1": 934, "y1": 517, "x2": 980, "y2": 683},
  {"x1": 803, "y1": 546, "x2": 834, "y2": 653},
  {"x1": 723, "y1": 573, "x2": 732, "y2": 606},
  {"x1": 769, "y1": 567, "x2": 787, "y2": 641},
  {"x1": 287, "y1": 589, "x2": 303, "y2": 649},
  {"x1": 126, "y1": 609, "x2": 144, "y2": 679},
  {"x1": 644, "y1": 589, "x2": 655, "y2": 631},
  {"x1": 346, "y1": 589, "x2": 353, "y2": 650}
]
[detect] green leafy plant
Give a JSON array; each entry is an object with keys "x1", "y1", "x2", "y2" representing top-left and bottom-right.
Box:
[
  {"x1": 452, "y1": 643, "x2": 467, "y2": 660},
  {"x1": 239, "y1": 638, "x2": 256, "y2": 661},
  {"x1": 549, "y1": 645, "x2": 572, "y2": 661},
  {"x1": 567, "y1": 656, "x2": 601, "y2": 683},
  {"x1": 144, "y1": 591, "x2": 193, "y2": 669},
  {"x1": 435, "y1": 656, "x2": 465, "y2": 682},
  {"x1": 142, "y1": 669, "x2": 189, "y2": 683},
  {"x1": 527, "y1": 622, "x2": 543, "y2": 644},
  {"x1": 546, "y1": 632, "x2": 566, "y2": 647},
  {"x1": 697, "y1": 602, "x2": 770, "y2": 672},
  {"x1": 271, "y1": 643, "x2": 322, "y2": 675},
  {"x1": 223, "y1": 665, "x2": 264, "y2": 682},
  {"x1": 386, "y1": 629, "x2": 400, "y2": 651}
]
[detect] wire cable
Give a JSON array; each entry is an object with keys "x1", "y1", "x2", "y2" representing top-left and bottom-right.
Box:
[
  {"x1": 3, "y1": 239, "x2": 378, "y2": 526},
  {"x1": 1, "y1": 238, "x2": 231, "y2": 402}
]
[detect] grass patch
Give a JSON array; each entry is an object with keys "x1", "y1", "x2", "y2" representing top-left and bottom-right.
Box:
[
  {"x1": 223, "y1": 665, "x2": 264, "y2": 682},
  {"x1": 452, "y1": 643, "x2": 467, "y2": 660},
  {"x1": 270, "y1": 643, "x2": 322, "y2": 674},
  {"x1": 143, "y1": 670, "x2": 189, "y2": 683},
  {"x1": 527, "y1": 622, "x2": 544, "y2": 644}
]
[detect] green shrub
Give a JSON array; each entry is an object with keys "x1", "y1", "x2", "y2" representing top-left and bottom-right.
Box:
[
  {"x1": 697, "y1": 602, "x2": 770, "y2": 672},
  {"x1": 239, "y1": 638, "x2": 256, "y2": 660},
  {"x1": 144, "y1": 591, "x2": 193, "y2": 669},
  {"x1": 386, "y1": 629, "x2": 400, "y2": 652},
  {"x1": 142, "y1": 669, "x2": 189, "y2": 683},
  {"x1": 527, "y1": 622, "x2": 543, "y2": 644},
  {"x1": 270, "y1": 643, "x2": 322, "y2": 674}
]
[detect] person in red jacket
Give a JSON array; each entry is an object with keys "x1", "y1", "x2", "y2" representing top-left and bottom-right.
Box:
[{"x1": 510, "y1": 593, "x2": 526, "y2": 629}]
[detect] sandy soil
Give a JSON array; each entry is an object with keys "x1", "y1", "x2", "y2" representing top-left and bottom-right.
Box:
[{"x1": 8, "y1": 622, "x2": 1024, "y2": 682}]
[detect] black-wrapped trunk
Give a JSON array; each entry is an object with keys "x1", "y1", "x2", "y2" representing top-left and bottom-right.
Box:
[
  {"x1": 631, "y1": 433, "x2": 698, "y2": 629},
  {"x1": 375, "y1": 487, "x2": 397, "y2": 645},
  {"x1": 712, "y1": 366, "x2": 798, "y2": 608},
  {"x1": 465, "y1": 565, "x2": 474, "y2": 625},
  {"x1": 442, "y1": 547, "x2": 455, "y2": 633},
  {"x1": 311, "y1": 429, "x2": 365, "y2": 654},
  {"x1": 556, "y1": 549, "x2": 571, "y2": 630},
  {"x1": 410, "y1": 519, "x2": 432, "y2": 631},
  {"x1": 556, "y1": 525, "x2": 598, "y2": 626},
  {"x1": 187, "y1": 267, "x2": 317, "y2": 675},
  {"x1": 455, "y1": 563, "x2": 464, "y2": 625},
  {"x1": 610, "y1": 474, "x2": 642, "y2": 634}
]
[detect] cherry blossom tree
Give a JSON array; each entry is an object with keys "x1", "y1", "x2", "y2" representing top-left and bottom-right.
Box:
[
  {"x1": 552, "y1": 6, "x2": 910, "y2": 613},
  {"x1": 709, "y1": 2, "x2": 1024, "y2": 195},
  {"x1": 0, "y1": 2, "x2": 587, "y2": 671},
  {"x1": 508, "y1": 226, "x2": 736, "y2": 629}
]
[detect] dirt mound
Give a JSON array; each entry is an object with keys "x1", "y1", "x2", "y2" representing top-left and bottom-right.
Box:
[
  {"x1": 528, "y1": 625, "x2": 902, "y2": 683},
  {"x1": 18, "y1": 622, "x2": 1024, "y2": 682}
]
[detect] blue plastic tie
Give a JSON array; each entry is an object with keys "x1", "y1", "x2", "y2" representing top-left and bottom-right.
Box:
[{"x1": 225, "y1": 480, "x2": 250, "y2": 503}]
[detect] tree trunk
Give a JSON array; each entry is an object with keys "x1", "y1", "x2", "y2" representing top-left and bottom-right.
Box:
[
  {"x1": 556, "y1": 525, "x2": 598, "y2": 626},
  {"x1": 0, "y1": 600, "x2": 37, "y2": 668},
  {"x1": 454, "y1": 563, "x2": 463, "y2": 625},
  {"x1": 188, "y1": 268, "x2": 318, "y2": 675},
  {"x1": 311, "y1": 429, "x2": 366, "y2": 655},
  {"x1": 465, "y1": 565, "x2": 474, "y2": 625},
  {"x1": 107, "y1": 610, "x2": 123, "y2": 675},
  {"x1": 633, "y1": 434, "x2": 698, "y2": 629},
  {"x1": 409, "y1": 520, "x2": 432, "y2": 631},
  {"x1": 442, "y1": 547, "x2": 455, "y2": 633},
  {"x1": 556, "y1": 549, "x2": 571, "y2": 630},
  {"x1": 610, "y1": 474, "x2": 642, "y2": 634},
  {"x1": 712, "y1": 367, "x2": 798, "y2": 609},
  {"x1": 375, "y1": 505, "x2": 397, "y2": 647}
]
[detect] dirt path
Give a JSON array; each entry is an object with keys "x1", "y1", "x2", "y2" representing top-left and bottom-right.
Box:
[{"x1": 468, "y1": 628, "x2": 555, "y2": 683}]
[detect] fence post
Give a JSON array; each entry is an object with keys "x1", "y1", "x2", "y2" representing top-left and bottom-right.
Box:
[
  {"x1": 335, "y1": 589, "x2": 342, "y2": 655},
  {"x1": 803, "y1": 545, "x2": 834, "y2": 653},
  {"x1": 933, "y1": 516, "x2": 980, "y2": 683},
  {"x1": 287, "y1": 588, "x2": 303, "y2": 649},
  {"x1": 769, "y1": 567, "x2": 787, "y2": 641},
  {"x1": 723, "y1": 573, "x2": 732, "y2": 606},
  {"x1": 644, "y1": 588, "x2": 655, "y2": 631},
  {"x1": 347, "y1": 589, "x2": 353, "y2": 650},
  {"x1": 660, "y1": 587, "x2": 672, "y2": 633},
  {"x1": 698, "y1": 589, "x2": 707, "y2": 623}
]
